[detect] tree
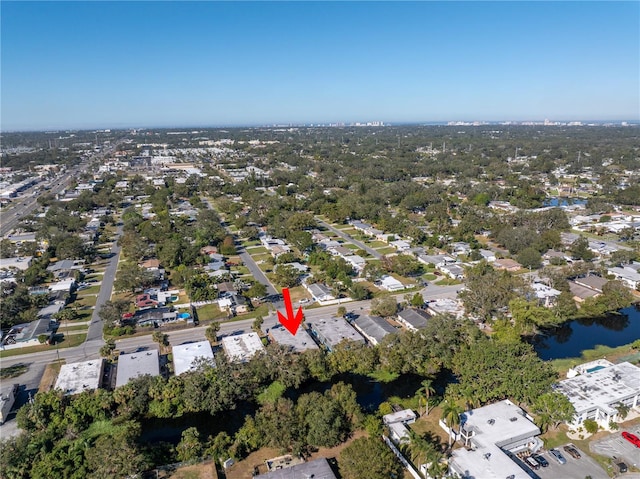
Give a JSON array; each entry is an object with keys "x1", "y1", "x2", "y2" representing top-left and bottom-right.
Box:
[
  {"x1": 410, "y1": 292, "x2": 424, "y2": 308},
  {"x1": 451, "y1": 336, "x2": 557, "y2": 406},
  {"x1": 570, "y1": 236, "x2": 595, "y2": 261},
  {"x1": 370, "y1": 296, "x2": 397, "y2": 317},
  {"x1": 517, "y1": 247, "x2": 542, "y2": 269},
  {"x1": 441, "y1": 400, "x2": 463, "y2": 446},
  {"x1": 114, "y1": 263, "x2": 154, "y2": 293},
  {"x1": 337, "y1": 306, "x2": 347, "y2": 317},
  {"x1": 274, "y1": 264, "x2": 300, "y2": 288},
  {"x1": 246, "y1": 281, "x2": 267, "y2": 299},
  {"x1": 100, "y1": 340, "x2": 116, "y2": 358},
  {"x1": 219, "y1": 236, "x2": 236, "y2": 255},
  {"x1": 531, "y1": 392, "x2": 575, "y2": 432},
  {"x1": 459, "y1": 261, "x2": 523, "y2": 321},
  {"x1": 152, "y1": 331, "x2": 169, "y2": 348},
  {"x1": 615, "y1": 402, "x2": 630, "y2": 420},
  {"x1": 252, "y1": 316, "x2": 264, "y2": 333},
  {"x1": 583, "y1": 418, "x2": 599, "y2": 434},
  {"x1": 339, "y1": 437, "x2": 403, "y2": 479},
  {"x1": 420, "y1": 378, "x2": 436, "y2": 416},
  {"x1": 176, "y1": 427, "x2": 203, "y2": 462},
  {"x1": 205, "y1": 323, "x2": 220, "y2": 344}
]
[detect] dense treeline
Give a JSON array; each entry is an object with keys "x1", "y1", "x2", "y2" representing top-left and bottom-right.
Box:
[{"x1": 0, "y1": 314, "x2": 564, "y2": 478}]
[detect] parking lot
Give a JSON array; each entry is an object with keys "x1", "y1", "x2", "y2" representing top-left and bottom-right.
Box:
[
  {"x1": 591, "y1": 426, "x2": 640, "y2": 472},
  {"x1": 521, "y1": 445, "x2": 609, "y2": 479}
]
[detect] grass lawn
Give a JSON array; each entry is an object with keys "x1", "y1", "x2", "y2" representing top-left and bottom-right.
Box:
[
  {"x1": 368, "y1": 240, "x2": 389, "y2": 248},
  {"x1": 245, "y1": 245, "x2": 268, "y2": 254},
  {"x1": 376, "y1": 246, "x2": 396, "y2": 255},
  {"x1": 233, "y1": 265, "x2": 250, "y2": 275},
  {"x1": 257, "y1": 380, "x2": 286, "y2": 405},
  {"x1": 74, "y1": 294, "x2": 98, "y2": 308},
  {"x1": 435, "y1": 278, "x2": 462, "y2": 286},
  {"x1": 196, "y1": 304, "x2": 227, "y2": 321},
  {"x1": 422, "y1": 273, "x2": 437, "y2": 281},
  {"x1": 0, "y1": 334, "x2": 87, "y2": 358},
  {"x1": 241, "y1": 239, "x2": 261, "y2": 247},
  {"x1": 549, "y1": 343, "x2": 640, "y2": 376},
  {"x1": 251, "y1": 253, "x2": 272, "y2": 263},
  {"x1": 0, "y1": 363, "x2": 29, "y2": 379},
  {"x1": 63, "y1": 324, "x2": 89, "y2": 332},
  {"x1": 39, "y1": 361, "x2": 64, "y2": 392},
  {"x1": 78, "y1": 285, "x2": 101, "y2": 295},
  {"x1": 368, "y1": 369, "x2": 399, "y2": 383}
]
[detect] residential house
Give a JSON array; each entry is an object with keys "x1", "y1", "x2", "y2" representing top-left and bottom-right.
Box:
[
  {"x1": 530, "y1": 282, "x2": 562, "y2": 307},
  {"x1": 351, "y1": 315, "x2": 397, "y2": 346},
  {"x1": 607, "y1": 262, "x2": 640, "y2": 290},
  {"x1": 478, "y1": 249, "x2": 497, "y2": 262},
  {"x1": 383, "y1": 409, "x2": 417, "y2": 445},
  {"x1": 221, "y1": 332, "x2": 265, "y2": 363},
  {"x1": 378, "y1": 275, "x2": 406, "y2": 292},
  {"x1": 492, "y1": 258, "x2": 522, "y2": 272},
  {"x1": 397, "y1": 308, "x2": 430, "y2": 331},
  {"x1": 304, "y1": 282, "x2": 335, "y2": 303}
]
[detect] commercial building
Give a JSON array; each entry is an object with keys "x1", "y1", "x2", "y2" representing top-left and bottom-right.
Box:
[
  {"x1": 172, "y1": 341, "x2": 214, "y2": 375},
  {"x1": 449, "y1": 399, "x2": 542, "y2": 479},
  {"x1": 116, "y1": 349, "x2": 160, "y2": 387},
  {"x1": 221, "y1": 332, "x2": 265, "y2": 363},
  {"x1": 305, "y1": 317, "x2": 365, "y2": 352},
  {"x1": 555, "y1": 360, "x2": 640, "y2": 428},
  {"x1": 55, "y1": 359, "x2": 105, "y2": 395},
  {"x1": 267, "y1": 323, "x2": 319, "y2": 353}
]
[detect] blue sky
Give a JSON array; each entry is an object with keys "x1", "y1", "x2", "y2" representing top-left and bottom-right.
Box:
[{"x1": 2, "y1": 1, "x2": 638, "y2": 130}]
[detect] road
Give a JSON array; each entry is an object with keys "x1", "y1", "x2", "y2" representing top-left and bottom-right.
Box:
[
  {"x1": 203, "y1": 198, "x2": 278, "y2": 296},
  {"x1": 315, "y1": 218, "x2": 382, "y2": 259}
]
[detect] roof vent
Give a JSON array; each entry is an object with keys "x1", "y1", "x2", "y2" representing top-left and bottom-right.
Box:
[
  {"x1": 510, "y1": 417, "x2": 518, "y2": 422},
  {"x1": 487, "y1": 419, "x2": 495, "y2": 425}
]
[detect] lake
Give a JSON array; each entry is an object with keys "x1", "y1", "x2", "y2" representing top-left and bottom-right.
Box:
[{"x1": 532, "y1": 304, "x2": 640, "y2": 361}]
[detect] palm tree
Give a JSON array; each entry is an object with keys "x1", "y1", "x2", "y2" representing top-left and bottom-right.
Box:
[
  {"x1": 441, "y1": 400, "x2": 463, "y2": 447},
  {"x1": 420, "y1": 379, "x2": 436, "y2": 416}
]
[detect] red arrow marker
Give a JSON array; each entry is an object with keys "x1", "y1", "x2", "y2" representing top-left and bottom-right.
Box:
[{"x1": 277, "y1": 288, "x2": 304, "y2": 335}]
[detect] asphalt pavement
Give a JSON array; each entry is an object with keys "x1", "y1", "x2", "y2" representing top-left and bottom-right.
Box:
[{"x1": 315, "y1": 217, "x2": 382, "y2": 259}]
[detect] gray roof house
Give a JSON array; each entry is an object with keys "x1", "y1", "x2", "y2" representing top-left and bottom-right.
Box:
[
  {"x1": 352, "y1": 315, "x2": 397, "y2": 346},
  {"x1": 397, "y1": 308, "x2": 430, "y2": 331}
]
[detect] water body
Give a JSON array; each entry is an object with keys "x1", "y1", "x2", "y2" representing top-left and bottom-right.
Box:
[
  {"x1": 543, "y1": 197, "x2": 587, "y2": 207},
  {"x1": 532, "y1": 305, "x2": 640, "y2": 361}
]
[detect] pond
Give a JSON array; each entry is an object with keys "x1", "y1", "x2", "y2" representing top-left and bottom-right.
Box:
[
  {"x1": 140, "y1": 372, "x2": 429, "y2": 444},
  {"x1": 532, "y1": 304, "x2": 640, "y2": 361},
  {"x1": 543, "y1": 197, "x2": 587, "y2": 207}
]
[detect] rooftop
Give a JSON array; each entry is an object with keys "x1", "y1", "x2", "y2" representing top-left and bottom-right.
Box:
[
  {"x1": 221, "y1": 332, "x2": 265, "y2": 362},
  {"x1": 257, "y1": 457, "x2": 337, "y2": 479},
  {"x1": 172, "y1": 340, "x2": 215, "y2": 375},
  {"x1": 306, "y1": 317, "x2": 365, "y2": 349},
  {"x1": 397, "y1": 308, "x2": 430, "y2": 330},
  {"x1": 352, "y1": 314, "x2": 397, "y2": 344},
  {"x1": 554, "y1": 361, "x2": 640, "y2": 415},
  {"x1": 116, "y1": 349, "x2": 160, "y2": 387},
  {"x1": 267, "y1": 323, "x2": 319, "y2": 353},
  {"x1": 55, "y1": 359, "x2": 104, "y2": 395}
]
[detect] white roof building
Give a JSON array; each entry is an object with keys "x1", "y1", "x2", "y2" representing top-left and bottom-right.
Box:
[
  {"x1": 267, "y1": 323, "x2": 318, "y2": 353},
  {"x1": 555, "y1": 360, "x2": 640, "y2": 428},
  {"x1": 55, "y1": 359, "x2": 105, "y2": 395},
  {"x1": 172, "y1": 340, "x2": 215, "y2": 375},
  {"x1": 378, "y1": 275, "x2": 406, "y2": 292},
  {"x1": 116, "y1": 350, "x2": 160, "y2": 387},
  {"x1": 450, "y1": 399, "x2": 542, "y2": 479},
  {"x1": 221, "y1": 332, "x2": 265, "y2": 362}
]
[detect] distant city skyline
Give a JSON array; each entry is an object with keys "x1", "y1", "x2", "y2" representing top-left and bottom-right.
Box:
[{"x1": 1, "y1": 1, "x2": 638, "y2": 131}]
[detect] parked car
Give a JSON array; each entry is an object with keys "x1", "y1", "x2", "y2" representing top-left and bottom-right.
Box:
[
  {"x1": 533, "y1": 455, "x2": 549, "y2": 467},
  {"x1": 524, "y1": 456, "x2": 540, "y2": 470},
  {"x1": 616, "y1": 462, "x2": 628, "y2": 473},
  {"x1": 622, "y1": 431, "x2": 640, "y2": 448},
  {"x1": 563, "y1": 445, "x2": 581, "y2": 459},
  {"x1": 550, "y1": 449, "x2": 567, "y2": 465}
]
